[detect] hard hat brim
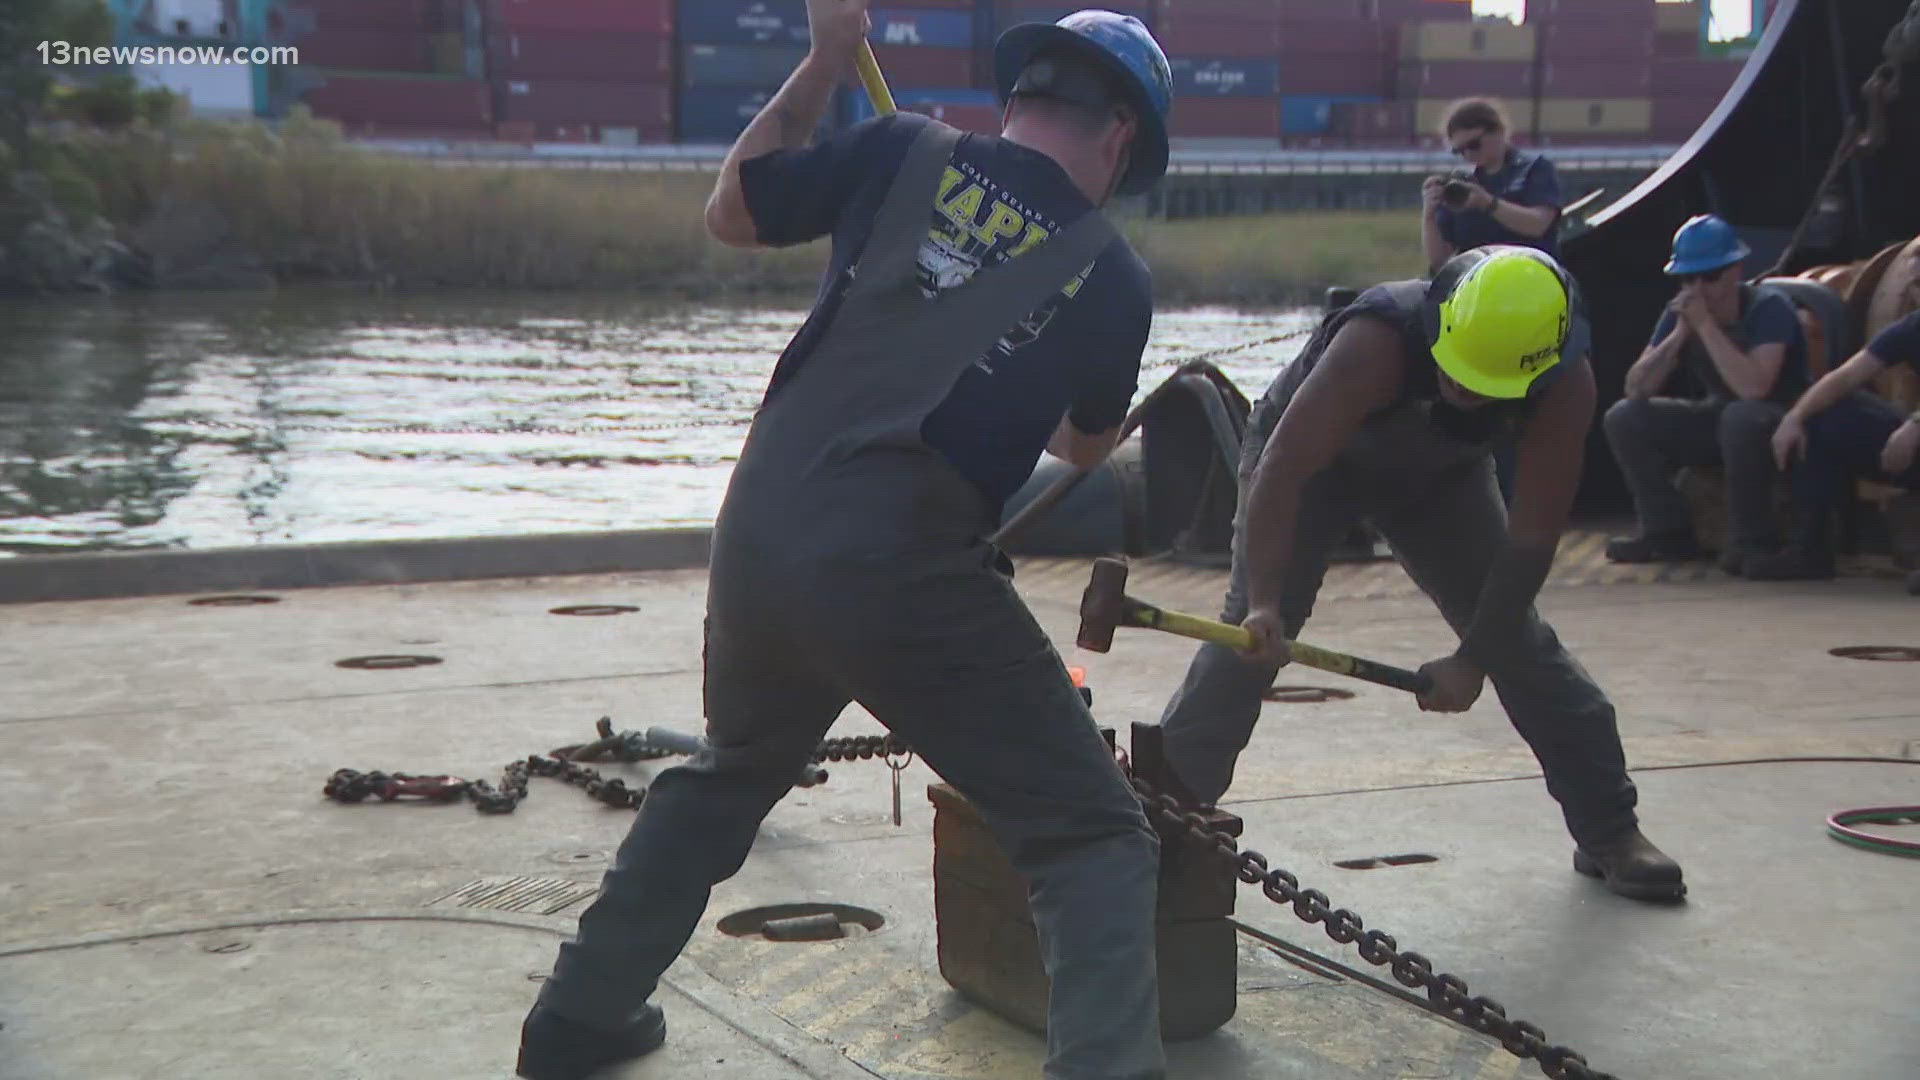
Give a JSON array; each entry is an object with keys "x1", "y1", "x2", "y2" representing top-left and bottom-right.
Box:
[
  {"x1": 1663, "y1": 242, "x2": 1752, "y2": 276},
  {"x1": 1430, "y1": 334, "x2": 1554, "y2": 399},
  {"x1": 993, "y1": 23, "x2": 1169, "y2": 195}
]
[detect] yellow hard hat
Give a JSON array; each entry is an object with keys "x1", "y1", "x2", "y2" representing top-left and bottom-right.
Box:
[{"x1": 1424, "y1": 246, "x2": 1572, "y2": 400}]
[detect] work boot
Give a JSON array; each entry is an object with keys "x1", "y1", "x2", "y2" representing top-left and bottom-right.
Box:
[
  {"x1": 516, "y1": 1002, "x2": 666, "y2": 1080},
  {"x1": 1573, "y1": 828, "x2": 1686, "y2": 903},
  {"x1": 1741, "y1": 545, "x2": 1835, "y2": 581},
  {"x1": 1605, "y1": 530, "x2": 1706, "y2": 564}
]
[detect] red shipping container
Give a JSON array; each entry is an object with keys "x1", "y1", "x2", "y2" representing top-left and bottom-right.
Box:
[
  {"x1": 1330, "y1": 98, "x2": 1415, "y2": 138},
  {"x1": 1164, "y1": 0, "x2": 1280, "y2": 22},
  {"x1": 1654, "y1": 29, "x2": 1699, "y2": 58},
  {"x1": 1167, "y1": 96, "x2": 1280, "y2": 138},
  {"x1": 1370, "y1": 0, "x2": 1472, "y2": 23},
  {"x1": 487, "y1": 0, "x2": 673, "y2": 35},
  {"x1": 1652, "y1": 92, "x2": 1718, "y2": 137},
  {"x1": 1525, "y1": 0, "x2": 1656, "y2": 26},
  {"x1": 1538, "y1": 60, "x2": 1650, "y2": 96},
  {"x1": 485, "y1": 31, "x2": 673, "y2": 83},
  {"x1": 1537, "y1": 24, "x2": 1655, "y2": 62},
  {"x1": 293, "y1": 28, "x2": 433, "y2": 72},
  {"x1": 1652, "y1": 58, "x2": 1744, "y2": 96},
  {"x1": 1396, "y1": 59, "x2": 1534, "y2": 98},
  {"x1": 290, "y1": 0, "x2": 434, "y2": 31},
  {"x1": 494, "y1": 79, "x2": 672, "y2": 126},
  {"x1": 1278, "y1": 50, "x2": 1391, "y2": 96},
  {"x1": 869, "y1": 45, "x2": 975, "y2": 88},
  {"x1": 533, "y1": 121, "x2": 675, "y2": 142},
  {"x1": 302, "y1": 74, "x2": 493, "y2": 126},
  {"x1": 1157, "y1": 19, "x2": 1282, "y2": 56}
]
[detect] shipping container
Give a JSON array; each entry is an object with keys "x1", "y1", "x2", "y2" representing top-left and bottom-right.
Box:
[
  {"x1": 1003, "y1": 1, "x2": 1150, "y2": 26},
  {"x1": 1535, "y1": 97, "x2": 1651, "y2": 134},
  {"x1": 1280, "y1": 93, "x2": 1382, "y2": 135},
  {"x1": 300, "y1": 72, "x2": 492, "y2": 127},
  {"x1": 868, "y1": 7, "x2": 975, "y2": 48},
  {"x1": 1276, "y1": 12, "x2": 1382, "y2": 48},
  {"x1": 282, "y1": 0, "x2": 434, "y2": 33},
  {"x1": 485, "y1": 30, "x2": 673, "y2": 83},
  {"x1": 1651, "y1": 57, "x2": 1744, "y2": 95},
  {"x1": 1524, "y1": 0, "x2": 1657, "y2": 26},
  {"x1": 675, "y1": 0, "x2": 805, "y2": 44},
  {"x1": 868, "y1": 44, "x2": 976, "y2": 87},
  {"x1": 1538, "y1": 60, "x2": 1651, "y2": 96},
  {"x1": 1155, "y1": 18, "x2": 1281, "y2": 56},
  {"x1": 679, "y1": 85, "x2": 837, "y2": 142},
  {"x1": 1415, "y1": 96, "x2": 1534, "y2": 134},
  {"x1": 1165, "y1": 95, "x2": 1280, "y2": 138},
  {"x1": 1399, "y1": 20, "x2": 1535, "y2": 62},
  {"x1": 1370, "y1": 0, "x2": 1473, "y2": 24},
  {"x1": 1536, "y1": 23, "x2": 1656, "y2": 63},
  {"x1": 1278, "y1": 49, "x2": 1392, "y2": 96},
  {"x1": 1653, "y1": 28, "x2": 1699, "y2": 58},
  {"x1": 496, "y1": 78, "x2": 673, "y2": 126},
  {"x1": 429, "y1": 31, "x2": 483, "y2": 77},
  {"x1": 291, "y1": 28, "x2": 432, "y2": 72},
  {"x1": 490, "y1": 0, "x2": 673, "y2": 35},
  {"x1": 1655, "y1": 0, "x2": 1702, "y2": 33},
  {"x1": 1395, "y1": 59, "x2": 1534, "y2": 98},
  {"x1": 133, "y1": 59, "x2": 259, "y2": 116},
  {"x1": 843, "y1": 86, "x2": 996, "y2": 125},
  {"x1": 1169, "y1": 56, "x2": 1279, "y2": 97},
  {"x1": 682, "y1": 43, "x2": 809, "y2": 87},
  {"x1": 1651, "y1": 92, "x2": 1717, "y2": 139},
  {"x1": 1161, "y1": 0, "x2": 1280, "y2": 21},
  {"x1": 1330, "y1": 98, "x2": 1416, "y2": 139}
]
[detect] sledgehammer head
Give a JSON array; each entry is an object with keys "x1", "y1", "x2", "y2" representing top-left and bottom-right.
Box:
[{"x1": 1077, "y1": 557, "x2": 1131, "y2": 653}]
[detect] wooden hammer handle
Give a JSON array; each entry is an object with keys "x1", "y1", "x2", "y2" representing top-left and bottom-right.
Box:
[{"x1": 1127, "y1": 601, "x2": 1431, "y2": 695}]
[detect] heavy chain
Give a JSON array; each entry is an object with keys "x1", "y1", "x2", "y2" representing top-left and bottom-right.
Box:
[
  {"x1": 1127, "y1": 774, "x2": 1616, "y2": 1080},
  {"x1": 811, "y1": 734, "x2": 908, "y2": 762},
  {"x1": 1138, "y1": 325, "x2": 1315, "y2": 377},
  {"x1": 323, "y1": 717, "x2": 672, "y2": 814}
]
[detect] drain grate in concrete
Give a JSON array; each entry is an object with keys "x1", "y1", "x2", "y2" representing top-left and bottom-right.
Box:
[{"x1": 428, "y1": 876, "x2": 599, "y2": 915}]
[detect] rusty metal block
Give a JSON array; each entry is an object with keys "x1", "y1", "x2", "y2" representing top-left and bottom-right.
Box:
[{"x1": 928, "y1": 782, "x2": 1238, "y2": 1041}]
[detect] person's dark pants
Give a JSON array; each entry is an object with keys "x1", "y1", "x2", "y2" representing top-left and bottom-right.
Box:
[
  {"x1": 1789, "y1": 393, "x2": 1920, "y2": 554},
  {"x1": 1603, "y1": 396, "x2": 1787, "y2": 553},
  {"x1": 1159, "y1": 398, "x2": 1640, "y2": 847}
]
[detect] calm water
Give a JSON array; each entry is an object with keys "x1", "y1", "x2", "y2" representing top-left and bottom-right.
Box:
[{"x1": 0, "y1": 291, "x2": 1316, "y2": 555}]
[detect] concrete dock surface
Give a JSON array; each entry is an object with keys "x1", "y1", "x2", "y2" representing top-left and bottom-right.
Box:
[{"x1": 3, "y1": 537, "x2": 1917, "y2": 1079}]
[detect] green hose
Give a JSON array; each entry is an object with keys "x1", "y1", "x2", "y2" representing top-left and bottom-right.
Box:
[{"x1": 1826, "y1": 806, "x2": 1920, "y2": 857}]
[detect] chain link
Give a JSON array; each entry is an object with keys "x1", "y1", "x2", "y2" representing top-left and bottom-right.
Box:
[
  {"x1": 1127, "y1": 778, "x2": 1617, "y2": 1080},
  {"x1": 1138, "y1": 325, "x2": 1315, "y2": 378}
]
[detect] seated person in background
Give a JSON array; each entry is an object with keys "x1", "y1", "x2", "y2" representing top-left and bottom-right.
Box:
[
  {"x1": 1757, "y1": 310, "x2": 1920, "y2": 581},
  {"x1": 1421, "y1": 97, "x2": 1563, "y2": 273},
  {"x1": 1603, "y1": 214, "x2": 1808, "y2": 574}
]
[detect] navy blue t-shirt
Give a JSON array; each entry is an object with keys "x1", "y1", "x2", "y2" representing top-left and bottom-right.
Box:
[
  {"x1": 1867, "y1": 310, "x2": 1920, "y2": 373},
  {"x1": 1645, "y1": 283, "x2": 1808, "y2": 405},
  {"x1": 738, "y1": 112, "x2": 1151, "y2": 512},
  {"x1": 1436, "y1": 148, "x2": 1564, "y2": 257}
]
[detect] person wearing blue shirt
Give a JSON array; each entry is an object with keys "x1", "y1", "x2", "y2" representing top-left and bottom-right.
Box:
[
  {"x1": 1421, "y1": 98, "x2": 1564, "y2": 273},
  {"x1": 1602, "y1": 215, "x2": 1810, "y2": 574},
  {"x1": 1757, "y1": 310, "x2": 1920, "y2": 585}
]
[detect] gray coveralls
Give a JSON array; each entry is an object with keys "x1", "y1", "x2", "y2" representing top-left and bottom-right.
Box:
[
  {"x1": 1159, "y1": 284, "x2": 1640, "y2": 847},
  {"x1": 536, "y1": 123, "x2": 1167, "y2": 1080}
]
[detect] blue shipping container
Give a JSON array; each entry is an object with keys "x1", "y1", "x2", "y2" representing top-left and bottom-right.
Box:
[
  {"x1": 682, "y1": 43, "x2": 809, "y2": 87},
  {"x1": 844, "y1": 86, "x2": 995, "y2": 125},
  {"x1": 870, "y1": 8, "x2": 975, "y2": 49},
  {"x1": 1280, "y1": 94, "x2": 1382, "y2": 134},
  {"x1": 680, "y1": 86, "x2": 838, "y2": 143},
  {"x1": 1170, "y1": 57, "x2": 1279, "y2": 98},
  {"x1": 677, "y1": 0, "x2": 809, "y2": 46}
]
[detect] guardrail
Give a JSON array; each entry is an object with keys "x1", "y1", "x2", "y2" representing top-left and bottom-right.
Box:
[{"x1": 355, "y1": 138, "x2": 1680, "y2": 177}]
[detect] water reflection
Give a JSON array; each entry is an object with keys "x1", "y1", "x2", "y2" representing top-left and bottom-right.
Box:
[{"x1": 0, "y1": 292, "x2": 1312, "y2": 555}]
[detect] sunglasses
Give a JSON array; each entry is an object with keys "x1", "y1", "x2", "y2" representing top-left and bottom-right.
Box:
[
  {"x1": 1450, "y1": 135, "x2": 1484, "y2": 157},
  {"x1": 1678, "y1": 268, "x2": 1727, "y2": 284}
]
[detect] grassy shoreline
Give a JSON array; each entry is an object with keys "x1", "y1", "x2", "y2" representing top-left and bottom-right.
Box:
[{"x1": 50, "y1": 115, "x2": 1423, "y2": 305}]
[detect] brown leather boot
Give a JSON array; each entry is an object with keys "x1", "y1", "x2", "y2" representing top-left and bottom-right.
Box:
[{"x1": 1573, "y1": 828, "x2": 1686, "y2": 902}]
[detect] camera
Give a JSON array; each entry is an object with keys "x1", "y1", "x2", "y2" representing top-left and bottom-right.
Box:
[{"x1": 1442, "y1": 179, "x2": 1475, "y2": 210}]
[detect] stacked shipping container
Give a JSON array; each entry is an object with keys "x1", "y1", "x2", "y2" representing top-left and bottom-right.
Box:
[
  {"x1": 490, "y1": 0, "x2": 673, "y2": 143},
  {"x1": 285, "y1": 0, "x2": 493, "y2": 138},
  {"x1": 264, "y1": 0, "x2": 1741, "y2": 150}
]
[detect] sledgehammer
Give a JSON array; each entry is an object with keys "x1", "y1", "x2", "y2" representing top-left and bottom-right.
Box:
[{"x1": 1076, "y1": 557, "x2": 1432, "y2": 695}]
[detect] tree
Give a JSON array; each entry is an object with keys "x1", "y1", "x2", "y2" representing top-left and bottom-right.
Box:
[{"x1": 0, "y1": 0, "x2": 113, "y2": 153}]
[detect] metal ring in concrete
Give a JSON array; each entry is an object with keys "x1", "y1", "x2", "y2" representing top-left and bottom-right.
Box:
[
  {"x1": 335, "y1": 654, "x2": 444, "y2": 670},
  {"x1": 1828, "y1": 645, "x2": 1920, "y2": 661}
]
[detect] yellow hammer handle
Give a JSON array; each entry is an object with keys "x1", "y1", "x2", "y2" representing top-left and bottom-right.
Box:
[
  {"x1": 1124, "y1": 602, "x2": 1431, "y2": 694},
  {"x1": 856, "y1": 40, "x2": 896, "y2": 116}
]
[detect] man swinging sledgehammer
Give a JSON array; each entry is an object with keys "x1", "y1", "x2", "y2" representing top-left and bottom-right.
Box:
[
  {"x1": 1148, "y1": 246, "x2": 1687, "y2": 904},
  {"x1": 515, "y1": 3, "x2": 1178, "y2": 1079}
]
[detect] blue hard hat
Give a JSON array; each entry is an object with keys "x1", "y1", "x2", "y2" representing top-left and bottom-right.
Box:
[
  {"x1": 1664, "y1": 213, "x2": 1752, "y2": 276},
  {"x1": 993, "y1": 9, "x2": 1172, "y2": 196}
]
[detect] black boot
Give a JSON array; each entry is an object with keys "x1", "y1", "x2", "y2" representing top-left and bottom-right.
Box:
[
  {"x1": 1742, "y1": 545, "x2": 1835, "y2": 581},
  {"x1": 516, "y1": 1002, "x2": 666, "y2": 1080},
  {"x1": 1573, "y1": 828, "x2": 1686, "y2": 903},
  {"x1": 1605, "y1": 530, "x2": 1706, "y2": 564}
]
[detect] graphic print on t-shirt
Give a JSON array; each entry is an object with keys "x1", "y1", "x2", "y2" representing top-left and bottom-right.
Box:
[{"x1": 919, "y1": 160, "x2": 1094, "y2": 368}]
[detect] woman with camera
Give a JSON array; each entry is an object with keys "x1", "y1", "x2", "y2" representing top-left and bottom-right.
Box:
[{"x1": 1422, "y1": 98, "x2": 1564, "y2": 274}]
